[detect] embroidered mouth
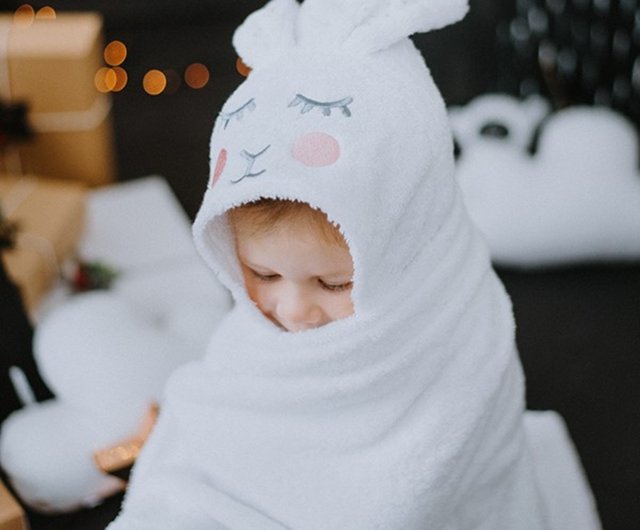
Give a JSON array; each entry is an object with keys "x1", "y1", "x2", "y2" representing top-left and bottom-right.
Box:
[
  {"x1": 232, "y1": 169, "x2": 266, "y2": 183},
  {"x1": 231, "y1": 145, "x2": 271, "y2": 184}
]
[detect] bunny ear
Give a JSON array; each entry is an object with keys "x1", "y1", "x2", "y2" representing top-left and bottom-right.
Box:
[
  {"x1": 232, "y1": 0, "x2": 300, "y2": 69},
  {"x1": 297, "y1": 0, "x2": 469, "y2": 54}
]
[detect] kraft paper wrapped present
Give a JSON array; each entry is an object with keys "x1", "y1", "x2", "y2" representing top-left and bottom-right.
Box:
[
  {"x1": 0, "y1": 175, "x2": 86, "y2": 314},
  {"x1": 0, "y1": 12, "x2": 116, "y2": 185},
  {"x1": 0, "y1": 481, "x2": 27, "y2": 530}
]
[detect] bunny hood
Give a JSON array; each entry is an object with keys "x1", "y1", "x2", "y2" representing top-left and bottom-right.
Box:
[
  {"x1": 192, "y1": 0, "x2": 467, "y2": 316},
  {"x1": 109, "y1": 2, "x2": 600, "y2": 529}
]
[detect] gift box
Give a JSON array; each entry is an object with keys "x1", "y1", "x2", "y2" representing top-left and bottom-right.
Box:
[
  {"x1": 0, "y1": 481, "x2": 27, "y2": 530},
  {"x1": 0, "y1": 12, "x2": 116, "y2": 185},
  {"x1": 0, "y1": 175, "x2": 86, "y2": 314}
]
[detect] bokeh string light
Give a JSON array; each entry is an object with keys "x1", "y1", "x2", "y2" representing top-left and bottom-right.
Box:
[
  {"x1": 104, "y1": 40, "x2": 127, "y2": 67},
  {"x1": 18, "y1": 6, "x2": 213, "y2": 97},
  {"x1": 96, "y1": 40, "x2": 129, "y2": 94},
  {"x1": 184, "y1": 63, "x2": 210, "y2": 89},
  {"x1": 111, "y1": 67, "x2": 128, "y2": 92},
  {"x1": 143, "y1": 70, "x2": 167, "y2": 96},
  {"x1": 236, "y1": 57, "x2": 252, "y2": 77},
  {"x1": 35, "y1": 6, "x2": 56, "y2": 20},
  {"x1": 13, "y1": 4, "x2": 35, "y2": 27},
  {"x1": 97, "y1": 36, "x2": 217, "y2": 95},
  {"x1": 94, "y1": 67, "x2": 117, "y2": 93}
]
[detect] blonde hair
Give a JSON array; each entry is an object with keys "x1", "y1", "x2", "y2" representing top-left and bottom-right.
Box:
[{"x1": 227, "y1": 199, "x2": 347, "y2": 248}]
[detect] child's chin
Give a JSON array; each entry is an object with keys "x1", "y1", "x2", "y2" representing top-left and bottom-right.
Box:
[
  {"x1": 266, "y1": 315, "x2": 291, "y2": 332},
  {"x1": 277, "y1": 321, "x2": 322, "y2": 333},
  {"x1": 263, "y1": 312, "x2": 326, "y2": 333}
]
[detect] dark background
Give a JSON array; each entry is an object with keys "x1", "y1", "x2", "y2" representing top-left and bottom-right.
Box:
[{"x1": 1, "y1": 1, "x2": 638, "y2": 529}]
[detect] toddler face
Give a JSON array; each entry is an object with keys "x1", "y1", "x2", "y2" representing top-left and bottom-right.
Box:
[{"x1": 235, "y1": 224, "x2": 354, "y2": 332}]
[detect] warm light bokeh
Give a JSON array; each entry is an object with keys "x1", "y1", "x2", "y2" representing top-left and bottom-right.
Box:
[
  {"x1": 143, "y1": 70, "x2": 167, "y2": 96},
  {"x1": 185, "y1": 63, "x2": 210, "y2": 89},
  {"x1": 104, "y1": 41, "x2": 128, "y2": 67},
  {"x1": 35, "y1": 6, "x2": 56, "y2": 20},
  {"x1": 14, "y1": 4, "x2": 35, "y2": 27},
  {"x1": 94, "y1": 67, "x2": 118, "y2": 93},
  {"x1": 236, "y1": 57, "x2": 252, "y2": 78},
  {"x1": 112, "y1": 67, "x2": 128, "y2": 92}
]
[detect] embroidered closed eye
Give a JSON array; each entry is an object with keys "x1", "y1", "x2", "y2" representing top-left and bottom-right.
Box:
[
  {"x1": 288, "y1": 94, "x2": 354, "y2": 117},
  {"x1": 219, "y1": 98, "x2": 256, "y2": 129}
]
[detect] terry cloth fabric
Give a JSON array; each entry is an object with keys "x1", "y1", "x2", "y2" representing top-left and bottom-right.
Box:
[{"x1": 108, "y1": 1, "x2": 601, "y2": 529}]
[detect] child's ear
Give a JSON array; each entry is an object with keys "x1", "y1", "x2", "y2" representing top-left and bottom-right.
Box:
[
  {"x1": 297, "y1": 0, "x2": 469, "y2": 55},
  {"x1": 232, "y1": 0, "x2": 300, "y2": 70}
]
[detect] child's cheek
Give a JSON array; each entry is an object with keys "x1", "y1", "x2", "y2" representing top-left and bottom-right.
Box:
[
  {"x1": 240, "y1": 268, "x2": 259, "y2": 304},
  {"x1": 259, "y1": 284, "x2": 278, "y2": 313},
  {"x1": 246, "y1": 280, "x2": 272, "y2": 315},
  {"x1": 244, "y1": 278, "x2": 259, "y2": 305},
  {"x1": 328, "y1": 290, "x2": 355, "y2": 321}
]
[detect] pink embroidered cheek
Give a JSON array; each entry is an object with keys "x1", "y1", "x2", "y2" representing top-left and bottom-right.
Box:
[
  {"x1": 210, "y1": 148, "x2": 228, "y2": 187},
  {"x1": 292, "y1": 132, "x2": 340, "y2": 167}
]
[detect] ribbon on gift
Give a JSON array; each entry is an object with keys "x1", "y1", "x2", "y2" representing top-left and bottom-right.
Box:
[
  {"x1": 0, "y1": 205, "x2": 18, "y2": 248},
  {"x1": 0, "y1": 176, "x2": 89, "y2": 316},
  {"x1": 0, "y1": 16, "x2": 113, "y2": 174},
  {"x1": 1, "y1": 177, "x2": 121, "y2": 316},
  {"x1": 1, "y1": 18, "x2": 28, "y2": 174},
  {"x1": 93, "y1": 403, "x2": 160, "y2": 482}
]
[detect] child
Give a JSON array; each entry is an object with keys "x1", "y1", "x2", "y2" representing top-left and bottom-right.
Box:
[
  {"x1": 108, "y1": 0, "x2": 601, "y2": 528},
  {"x1": 228, "y1": 199, "x2": 354, "y2": 333}
]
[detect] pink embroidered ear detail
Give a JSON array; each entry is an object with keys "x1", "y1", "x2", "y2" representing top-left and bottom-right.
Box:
[
  {"x1": 292, "y1": 132, "x2": 340, "y2": 167},
  {"x1": 211, "y1": 148, "x2": 228, "y2": 187}
]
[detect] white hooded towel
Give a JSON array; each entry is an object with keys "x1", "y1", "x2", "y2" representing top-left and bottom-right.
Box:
[{"x1": 108, "y1": 1, "x2": 600, "y2": 528}]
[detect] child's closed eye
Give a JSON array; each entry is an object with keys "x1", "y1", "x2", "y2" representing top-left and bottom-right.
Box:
[
  {"x1": 250, "y1": 269, "x2": 280, "y2": 282},
  {"x1": 319, "y1": 279, "x2": 353, "y2": 292}
]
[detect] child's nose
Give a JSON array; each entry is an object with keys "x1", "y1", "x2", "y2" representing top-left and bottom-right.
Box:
[{"x1": 276, "y1": 287, "x2": 323, "y2": 328}]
